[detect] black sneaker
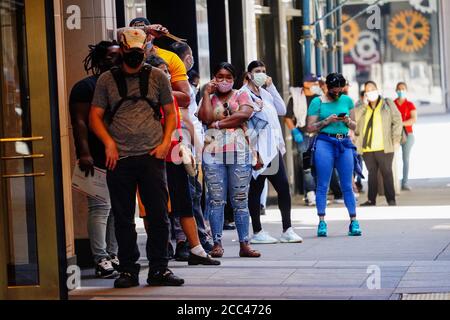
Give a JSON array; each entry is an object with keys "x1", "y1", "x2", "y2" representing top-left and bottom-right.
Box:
[
  {"x1": 147, "y1": 269, "x2": 185, "y2": 287},
  {"x1": 114, "y1": 272, "x2": 140, "y2": 288},
  {"x1": 188, "y1": 253, "x2": 221, "y2": 266},
  {"x1": 95, "y1": 258, "x2": 119, "y2": 279},
  {"x1": 223, "y1": 222, "x2": 236, "y2": 230},
  {"x1": 108, "y1": 255, "x2": 120, "y2": 271},
  {"x1": 174, "y1": 241, "x2": 190, "y2": 262},
  {"x1": 388, "y1": 200, "x2": 397, "y2": 206},
  {"x1": 360, "y1": 201, "x2": 376, "y2": 207}
]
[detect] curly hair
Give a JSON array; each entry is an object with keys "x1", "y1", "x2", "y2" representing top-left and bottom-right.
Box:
[{"x1": 83, "y1": 40, "x2": 118, "y2": 76}]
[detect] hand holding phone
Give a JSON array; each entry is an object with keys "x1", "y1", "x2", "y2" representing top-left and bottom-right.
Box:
[{"x1": 337, "y1": 113, "x2": 347, "y2": 118}]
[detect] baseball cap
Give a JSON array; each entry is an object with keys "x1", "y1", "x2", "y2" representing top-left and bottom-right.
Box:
[
  {"x1": 120, "y1": 28, "x2": 147, "y2": 50},
  {"x1": 129, "y1": 17, "x2": 151, "y2": 27},
  {"x1": 303, "y1": 73, "x2": 319, "y2": 83}
]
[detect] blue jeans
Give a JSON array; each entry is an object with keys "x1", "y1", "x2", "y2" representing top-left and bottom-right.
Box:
[
  {"x1": 203, "y1": 156, "x2": 252, "y2": 244},
  {"x1": 189, "y1": 174, "x2": 213, "y2": 247},
  {"x1": 87, "y1": 197, "x2": 118, "y2": 263},
  {"x1": 314, "y1": 138, "x2": 356, "y2": 217},
  {"x1": 401, "y1": 134, "x2": 415, "y2": 187}
]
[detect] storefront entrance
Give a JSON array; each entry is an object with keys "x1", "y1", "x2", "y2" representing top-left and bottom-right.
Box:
[{"x1": 0, "y1": 0, "x2": 66, "y2": 300}]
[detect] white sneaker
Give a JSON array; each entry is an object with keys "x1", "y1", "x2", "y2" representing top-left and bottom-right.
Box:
[
  {"x1": 306, "y1": 191, "x2": 316, "y2": 206},
  {"x1": 333, "y1": 199, "x2": 345, "y2": 204},
  {"x1": 250, "y1": 230, "x2": 278, "y2": 244},
  {"x1": 279, "y1": 228, "x2": 303, "y2": 243}
]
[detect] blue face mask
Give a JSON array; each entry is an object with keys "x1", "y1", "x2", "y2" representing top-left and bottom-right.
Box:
[{"x1": 397, "y1": 91, "x2": 407, "y2": 99}]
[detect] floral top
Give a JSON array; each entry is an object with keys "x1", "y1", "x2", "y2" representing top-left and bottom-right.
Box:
[{"x1": 203, "y1": 90, "x2": 254, "y2": 163}]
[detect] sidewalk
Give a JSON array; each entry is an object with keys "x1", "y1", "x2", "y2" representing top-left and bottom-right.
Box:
[
  {"x1": 70, "y1": 114, "x2": 450, "y2": 300},
  {"x1": 71, "y1": 179, "x2": 450, "y2": 300}
]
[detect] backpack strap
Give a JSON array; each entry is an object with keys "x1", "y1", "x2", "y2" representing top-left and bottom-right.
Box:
[
  {"x1": 109, "y1": 67, "x2": 128, "y2": 121},
  {"x1": 139, "y1": 65, "x2": 162, "y2": 120},
  {"x1": 110, "y1": 67, "x2": 128, "y2": 99},
  {"x1": 108, "y1": 65, "x2": 162, "y2": 121}
]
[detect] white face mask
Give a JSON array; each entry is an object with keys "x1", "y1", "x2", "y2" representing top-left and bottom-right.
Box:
[
  {"x1": 366, "y1": 90, "x2": 379, "y2": 103},
  {"x1": 311, "y1": 85, "x2": 323, "y2": 96},
  {"x1": 252, "y1": 72, "x2": 268, "y2": 87},
  {"x1": 185, "y1": 55, "x2": 194, "y2": 72}
]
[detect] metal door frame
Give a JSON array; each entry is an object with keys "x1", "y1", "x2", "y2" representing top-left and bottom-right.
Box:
[{"x1": 0, "y1": 0, "x2": 65, "y2": 300}]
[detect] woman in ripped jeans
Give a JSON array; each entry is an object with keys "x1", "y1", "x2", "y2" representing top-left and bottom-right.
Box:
[{"x1": 198, "y1": 62, "x2": 261, "y2": 258}]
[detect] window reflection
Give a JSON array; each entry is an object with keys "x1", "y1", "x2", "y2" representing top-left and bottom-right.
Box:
[{"x1": 0, "y1": 0, "x2": 39, "y2": 286}]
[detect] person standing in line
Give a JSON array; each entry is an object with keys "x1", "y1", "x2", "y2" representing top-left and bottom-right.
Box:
[
  {"x1": 243, "y1": 60, "x2": 303, "y2": 244},
  {"x1": 198, "y1": 62, "x2": 261, "y2": 258},
  {"x1": 306, "y1": 73, "x2": 363, "y2": 237},
  {"x1": 285, "y1": 74, "x2": 322, "y2": 207},
  {"x1": 145, "y1": 55, "x2": 219, "y2": 266},
  {"x1": 90, "y1": 28, "x2": 184, "y2": 288},
  {"x1": 128, "y1": 18, "x2": 208, "y2": 260},
  {"x1": 394, "y1": 82, "x2": 417, "y2": 191},
  {"x1": 69, "y1": 41, "x2": 121, "y2": 279},
  {"x1": 356, "y1": 81, "x2": 403, "y2": 207},
  {"x1": 187, "y1": 69, "x2": 201, "y2": 104}
]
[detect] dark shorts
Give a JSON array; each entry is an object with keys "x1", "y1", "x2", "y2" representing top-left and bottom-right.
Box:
[{"x1": 166, "y1": 162, "x2": 194, "y2": 218}]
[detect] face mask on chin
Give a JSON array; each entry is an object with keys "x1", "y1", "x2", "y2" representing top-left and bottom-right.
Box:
[{"x1": 122, "y1": 50, "x2": 145, "y2": 69}]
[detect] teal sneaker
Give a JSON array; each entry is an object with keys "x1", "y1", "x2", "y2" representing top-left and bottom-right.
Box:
[
  {"x1": 317, "y1": 221, "x2": 328, "y2": 237},
  {"x1": 348, "y1": 220, "x2": 362, "y2": 236}
]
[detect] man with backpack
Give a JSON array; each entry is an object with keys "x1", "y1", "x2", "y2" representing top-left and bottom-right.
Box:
[{"x1": 89, "y1": 28, "x2": 184, "y2": 288}]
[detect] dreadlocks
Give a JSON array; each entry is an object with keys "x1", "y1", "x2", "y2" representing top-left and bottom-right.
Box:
[{"x1": 83, "y1": 40, "x2": 118, "y2": 76}]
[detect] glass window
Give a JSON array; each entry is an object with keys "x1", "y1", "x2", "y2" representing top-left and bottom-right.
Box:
[
  {"x1": 196, "y1": 0, "x2": 210, "y2": 84},
  {"x1": 125, "y1": 0, "x2": 147, "y2": 25},
  {"x1": 342, "y1": 1, "x2": 444, "y2": 112},
  {"x1": 0, "y1": 0, "x2": 40, "y2": 286}
]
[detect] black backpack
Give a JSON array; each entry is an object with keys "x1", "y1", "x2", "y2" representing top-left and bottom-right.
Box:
[{"x1": 108, "y1": 65, "x2": 161, "y2": 122}]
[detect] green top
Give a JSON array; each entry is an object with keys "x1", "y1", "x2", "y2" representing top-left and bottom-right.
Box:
[{"x1": 307, "y1": 95, "x2": 355, "y2": 135}]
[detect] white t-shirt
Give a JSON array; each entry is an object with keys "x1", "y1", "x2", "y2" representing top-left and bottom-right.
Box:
[{"x1": 188, "y1": 86, "x2": 204, "y2": 151}]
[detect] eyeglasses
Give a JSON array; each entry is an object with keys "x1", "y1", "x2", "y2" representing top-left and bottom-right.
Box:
[{"x1": 223, "y1": 102, "x2": 231, "y2": 117}]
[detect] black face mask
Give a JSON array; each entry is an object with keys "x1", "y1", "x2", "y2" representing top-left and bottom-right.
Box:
[
  {"x1": 328, "y1": 90, "x2": 343, "y2": 101},
  {"x1": 122, "y1": 50, "x2": 144, "y2": 69}
]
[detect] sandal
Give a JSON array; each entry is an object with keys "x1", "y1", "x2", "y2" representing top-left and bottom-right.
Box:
[
  {"x1": 239, "y1": 243, "x2": 261, "y2": 258},
  {"x1": 210, "y1": 244, "x2": 224, "y2": 258}
]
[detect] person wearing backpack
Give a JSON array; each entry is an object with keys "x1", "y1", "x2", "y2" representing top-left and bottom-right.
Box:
[
  {"x1": 89, "y1": 28, "x2": 184, "y2": 288},
  {"x1": 356, "y1": 81, "x2": 403, "y2": 207},
  {"x1": 306, "y1": 73, "x2": 364, "y2": 238}
]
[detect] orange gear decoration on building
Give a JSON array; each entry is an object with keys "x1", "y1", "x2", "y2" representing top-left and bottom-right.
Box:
[
  {"x1": 388, "y1": 10, "x2": 430, "y2": 53},
  {"x1": 342, "y1": 14, "x2": 360, "y2": 54}
]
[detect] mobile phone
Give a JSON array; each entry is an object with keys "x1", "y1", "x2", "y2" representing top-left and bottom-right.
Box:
[{"x1": 337, "y1": 113, "x2": 347, "y2": 118}]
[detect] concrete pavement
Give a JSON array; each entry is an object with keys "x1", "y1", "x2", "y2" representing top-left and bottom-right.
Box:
[{"x1": 70, "y1": 114, "x2": 450, "y2": 300}]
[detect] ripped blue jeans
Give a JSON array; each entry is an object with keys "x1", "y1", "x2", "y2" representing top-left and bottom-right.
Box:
[{"x1": 203, "y1": 155, "x2": 252, "y2": 244}]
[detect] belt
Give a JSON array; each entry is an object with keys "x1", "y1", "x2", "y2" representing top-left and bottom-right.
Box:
[{"x1": 320, "y1": 133, "x2": 348, "y2": 140}]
